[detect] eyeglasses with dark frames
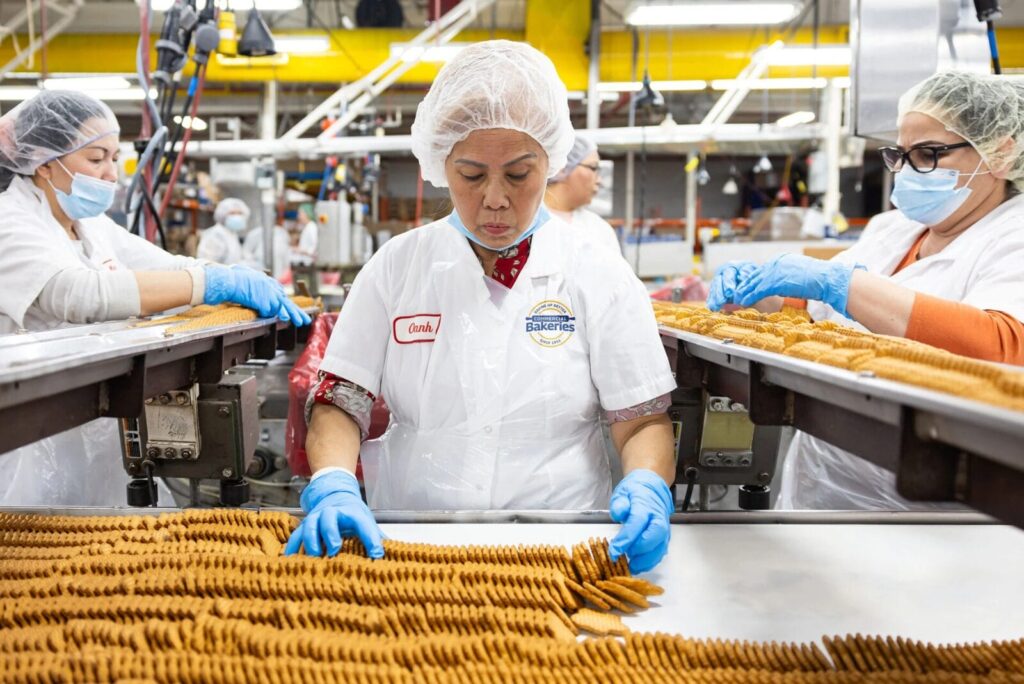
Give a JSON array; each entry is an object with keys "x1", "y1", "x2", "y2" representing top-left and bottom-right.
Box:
[{"x1": 878, "y1": 141, "x2": 973, "y2": 173}]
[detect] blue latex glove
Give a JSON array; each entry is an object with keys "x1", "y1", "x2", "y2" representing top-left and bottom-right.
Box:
[
  {"x1": 707, "y1": 261, "x2": 759, "y2": 311},
  {"x1": 733, "y1": 254, "x2": 864, "y2": 317},
  {"x1": 204, "y1": 265, "x2": 311, "y2": 326},
  {"x1": 608, "y1": 469, "x2": 673, "y2": 574},
  {"x1": 284, "y1": 470, "x2": 385, "y2": 558}
]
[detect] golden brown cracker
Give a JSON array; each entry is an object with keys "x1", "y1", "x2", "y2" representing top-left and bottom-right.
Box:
[{"x1": 570, "y1": 609, "x2": 629, "y2": 637}]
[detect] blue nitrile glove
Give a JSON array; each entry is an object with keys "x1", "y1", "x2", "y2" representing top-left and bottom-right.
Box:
[
  {"x1": 733, "y1": 254, "x2": 865, "y2": 317},
  {"x1": 204, "y1": 265, "x2": 311, "y2": 326},
  {"x1": 284, "y1": 470, "x2": 385, "y2": 558},
  {"x1": 707, "y1": 261, "x2": 759, "y2": 311},
  {"x1": 608, "y1": 469, "x2": 673, "y2": 574}
]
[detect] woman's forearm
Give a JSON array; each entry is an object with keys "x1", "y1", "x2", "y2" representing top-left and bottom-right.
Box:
[
  {"x1": 307, "y1": 403, "x2": 362, "y2": 474},
  {"x1": 846, "y1": 269, "x2": 916, "y2": 336},
  {"x1": 134, "y1": 270, "x2": 195, "y2": 315},
  {"x1": 611, "y1": 413, "x2": 676, "y2": 484}
]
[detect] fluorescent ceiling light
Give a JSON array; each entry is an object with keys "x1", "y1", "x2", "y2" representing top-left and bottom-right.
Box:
[
  {"x1": 389, "y1": 42, "x2": 468, "y2": 64},
  {"x1": 711, "y1": 77, "x2": 831, "y2": 90},
  {"x1": 775, "y1": 111, "x2": 816, "y2": 127},
  {"x1": 174, "y1": 114, "x2": 208, "y2": 131},
  {"x1": 626, "y1": 1, "x2": 799, "y2": 26},
  {"x1": 761, "y1": 45, "x2": 851, "y2": 66},
  {"x1": 43, "y1": 76, "x2": 132, "y2": 91},
  {"x1": 273, "y1": 36, "x2": 330, "y2": 54},
  {"x1": 215, "y1": 53, "x2": 290, "y2": 67},
  {"x1": 597, "y1": 79, "x2": 707, "y2": 92},
  {"x1": 145, "y1": 0, "x2": 302, "y2": 11},
  {"x1": 0, "y1": 86, "x2": 155, "y2": 101}
]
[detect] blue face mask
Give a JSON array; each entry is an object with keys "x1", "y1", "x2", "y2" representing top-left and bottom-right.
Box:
[
  {"x1": 224, "y1": 214, "x2": 248, "y2": 232},
  {"x1": 447, "y1": 205, "x2": 551, "y2": 252},
  {"x1": 47, "y1": 159, "x2": 117, "y2": 221},
  {"x1": 890, "y1": 160, "x2": 988, "y2": 226}
]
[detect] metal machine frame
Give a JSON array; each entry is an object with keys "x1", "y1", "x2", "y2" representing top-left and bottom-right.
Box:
[
  {"x1": 0, "y1": 316, "x2": 310, "y2": 506},
  {"x1": 661, "y1": 326, "x2": 1024, "y2": 528}
]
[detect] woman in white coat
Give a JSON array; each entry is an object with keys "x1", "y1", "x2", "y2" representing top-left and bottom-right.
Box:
[
  {"x1": 708, "y1": 71, "x2": 1024, "y2": 510},
  {"x1": 545, "y1": 135, "x2": 621, "y2": 254},
  {"x1": 197, "y1": 197, "x2": 248, "y2": 265},
  {"x1": 0, "y1": 90, "x2": 309, "y2": 505},
  {"x1": 287, "y1": 41, "x2": 678, "y2": 574}
]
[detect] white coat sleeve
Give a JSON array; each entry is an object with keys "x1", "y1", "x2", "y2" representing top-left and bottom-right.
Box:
[
  {"x1": 34, "y1": 267, "x2": 141, "y2": 324},
  {"x1": 104, "y1": 221, "x2": 202, "y2": 271},
  {"x1": 960, "y1": 231, "x2": 1024, "y2": 322},
  {"x1": 318, "y1": 253, "x2": 391, "y2": 397},
  {"x1": 0, "y1": 206, "x2": 86, "y2": 328},
  {"x1": 587, "y1": 270, "x2": 677, "y2": 411}
]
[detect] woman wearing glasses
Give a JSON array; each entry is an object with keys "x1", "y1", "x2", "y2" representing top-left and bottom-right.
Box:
[
  {"x1": 707, "y1": 70, "x2": 1024, "y2": 509},
  {"x1": 545, "y1": 135, "x2": 621, "y2": 254}
]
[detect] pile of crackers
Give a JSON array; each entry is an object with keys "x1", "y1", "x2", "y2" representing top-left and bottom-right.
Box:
[
  {"x1": 654, "y1": 303, "x2": 1024, "y2": 412},
  {"x1": 0, "y1": 509, "x2": 1022, "y2": 682}
]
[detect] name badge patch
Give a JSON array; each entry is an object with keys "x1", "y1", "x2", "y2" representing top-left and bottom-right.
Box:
[
  {"x1": 525, "y1": 300, "x2": 576, "y2": 348},
  {"x1": 393, "y1": 314, "x2": 441, "y2": 344}
]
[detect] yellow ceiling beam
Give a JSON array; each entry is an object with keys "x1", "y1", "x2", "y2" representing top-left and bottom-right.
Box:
[
  {"x1": 2, "y1": 26, "x2": 1023, "y2": 87},
  {"x1": 524, "y1": 0, "x2": 591, "y2": 90}
]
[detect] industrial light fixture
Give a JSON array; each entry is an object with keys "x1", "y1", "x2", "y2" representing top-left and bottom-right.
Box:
[
  {"x1": 273, "y1": 36, "x2": 330, "y2": 54},
  {"x1": 625, "y1": 1, "x2": 800, "y2": 26},
  {"x1": 389, "y1": 42, "x2": 469, "y2": 64},
  {"x1": 238, "y1": 9, "x2": 276, "y2": 57},
  {"x1": 722, "y1": 177, "x2": 739, "y2": 195},
  {"x1": 776, "y1": 111, "x2": 816, "y2": 127},
  {"x1": 711, "y1": 77, "x2": 850, "y2": 90},
  {"x1": 633, "y1": 70, "x2": 664, "y2": 110},
  {"x1": 173, "y1": 114, "x2": 208, "y2": 131},
  {"x1": 754, "y1": 155, "x2": 773, "y2": 173},
  {"x1": 144, "y1": 0, "x2": 302, "y2": 11},
  {"x1": 0, "y1": 86, "x2": 156, "y2": 100},
  {"x1": 43, "y1": 76, "x2": 132, "y2": 91},
  {"x1": 760, "y1": 45, "x2": 851, "y2": 66},
  {"x1": 597, "y1": 80, "x2": 706, "y2": 92}
]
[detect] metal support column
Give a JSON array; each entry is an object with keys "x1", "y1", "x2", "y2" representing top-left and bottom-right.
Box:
[
  {"x1": 685, "y1": 153, "x2": 698, "y2": 252},
  {"x1": 585, "y1": 0, "x2": 601, "y2": 130},
  {"x1": 260, "y1": 81, "x2": 278, "y2": 274},
  {"x1": 822, "y1": 80, "x2": 843, "y2": 225}
]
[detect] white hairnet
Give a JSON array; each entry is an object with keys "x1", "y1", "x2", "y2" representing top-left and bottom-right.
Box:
[
  {"x1": 214, "y1": 198, "x2": 251, "y2": 225},
  {"x1": 898, "y1": 70, "x2": 1024, "y2": 189},
  {"x1": 549, "y1": 135, "x2": 598, "y2": 184},
  {"x1": 410, "y1": 40, "x2": 573, "y2": 189},
  {"x1": 0, "y1": 90, "x2": 119, "y2": 191}
]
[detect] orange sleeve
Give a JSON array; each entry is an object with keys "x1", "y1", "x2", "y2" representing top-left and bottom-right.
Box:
[
  {"x1": 782, "y1": 297, "x2": 808, "y2": 310},
  {"x1": 904, "y1": 293, "x2": 1024, "y2": 365}
]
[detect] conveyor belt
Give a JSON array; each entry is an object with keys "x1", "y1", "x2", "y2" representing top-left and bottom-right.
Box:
[
  {"x1": 1, "y1": 508, "x2": 1021, "y2": 645},
  {"x1": 0, "y1": 312, "x2": 313, "y2": 453},
  {"x1": 661, "y1": 325, "x2": 1024, "y2": 528}
]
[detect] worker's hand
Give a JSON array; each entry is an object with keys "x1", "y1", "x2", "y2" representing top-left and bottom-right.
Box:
[
  {"x1": 732, "y1": 254, "x2": 864, "y2": 317},
  {"x1": 204, "y1": 265, "x2": 312, "y2": 326},
  {"x1": 706, "y1": 261, "x2": 758, "y2": 311},
  {"x1": 608, "y1": 469, "x2": 673, "y2": 575},
  {"x1": 284, "y1": 469, "x2": 384, "y2": 558}
]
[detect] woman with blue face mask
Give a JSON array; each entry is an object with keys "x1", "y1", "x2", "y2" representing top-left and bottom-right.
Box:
[
  {"x1": 197, "y1": 197, "x2": 249, "y2": 266},
  {"x1": 706, "y1": 70, "x2": 1024, "y2": 510},
  {"x1": 0, "y1": 90, "x2": 309, "y2": 506}
]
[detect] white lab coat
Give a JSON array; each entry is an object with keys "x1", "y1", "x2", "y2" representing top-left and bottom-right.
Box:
[
  {"x1": 778, "y1": 195, "x2": 1024, "y2": 510},
  {"x1": 320, "y1": 215, "x2": 675, "y2": 510},
  {"x1": 197, "y1": 224, "x2": 244, "y2": 265},
  {"x1": 291, "y1": 220, "x2": 319, "y2": 266},
  {"x1": 242, "y1": 226, "x2": 291, "y2": 279},
  {"x1": 551, "y1": 207, "x2": 622, "y2": 255},
  {"x1": 0, "y1": 175, "x2": 198, "y2": 506}
]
